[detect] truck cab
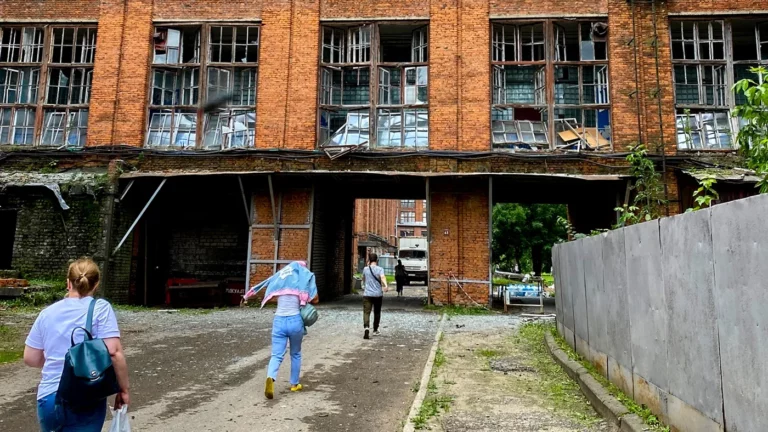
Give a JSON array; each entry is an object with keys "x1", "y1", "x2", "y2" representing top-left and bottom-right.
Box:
[{"x1": 398, "y1": 237, "x2": 428, "y2": 285}]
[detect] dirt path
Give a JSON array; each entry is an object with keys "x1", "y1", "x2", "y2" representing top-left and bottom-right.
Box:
[
  {"x1": 0, "y1": 304, "x2": 440, "y2": 432},
  {"x1": 420, "y1": 318, "x2": 615, "y2": 432}
]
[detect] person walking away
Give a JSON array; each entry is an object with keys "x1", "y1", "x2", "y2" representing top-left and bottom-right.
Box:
[
  {"x1": 245, "y1": 261, "x2": 319, "y2": 400},
  {"x1": 394, "y1": 259, "x2": 406, "y2": 297},
  {"x1": 362, "y1": 253, "x2": 388, "y2": 339},
  {"x1": 24, "y1": 258, "x2": 130, "y2": 432}
]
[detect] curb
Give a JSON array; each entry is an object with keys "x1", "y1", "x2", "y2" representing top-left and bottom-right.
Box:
[
  {"x1": 403, "y1": 313, "x2": 446, "y2": 432},
  {"x1": 544, "y1": 332, "x2": 646, "y2": 432}
]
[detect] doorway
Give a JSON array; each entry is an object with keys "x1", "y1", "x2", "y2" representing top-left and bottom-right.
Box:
[{"x1": 0, "y1": 210, "x2": 17, "y2": 269}]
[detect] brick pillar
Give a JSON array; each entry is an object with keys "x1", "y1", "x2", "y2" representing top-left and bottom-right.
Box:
[
  {"x1": 256, "y1": 0, "x2": 292, "y2": 148},
  {"x1": 608, "y1": 0, "x2": 676, "y2": 154},
  {"x1": 285, "y1": 0, "x2": 320, "y2": 150},
  {"x1": 112, "y1": 0, "x2": 153, "y2": 146},
  {"x1": 429, "y1": 0, "x2": 459, "y2": 150},
  {"x1": 429, "y1": 178, "x2": 490, "y2": 306},
  {"x1": 88, "y1": 0, "x2": 126, "y2": 146},
  {"x1": 458, "y1": 0, "x2": 490, "y2": 151}
]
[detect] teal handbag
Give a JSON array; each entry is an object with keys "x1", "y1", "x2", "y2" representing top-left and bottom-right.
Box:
[
  {"x1": 56, "y1": 299, "x2": 120, "y2": 406},
  {"x1": 300, "y1": 303, "x2": 318, "y2": 327}
]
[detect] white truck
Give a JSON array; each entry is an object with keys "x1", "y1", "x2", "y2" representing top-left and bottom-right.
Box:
[{"x1": 397, "y1": 237, "x2": 428, "y2": 285}]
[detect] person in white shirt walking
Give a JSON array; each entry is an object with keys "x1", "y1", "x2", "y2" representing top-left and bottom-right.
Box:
[
  {"x1": 24, "y1": 258, "x2": 130, "y2": 432},
  {"x1": 362, "y1": 253, "x2": 388, "y2": 339}
]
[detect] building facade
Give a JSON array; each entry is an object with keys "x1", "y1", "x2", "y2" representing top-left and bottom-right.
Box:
[
  {"x1": 0, "y1": 0, "x2": 759, "y2": 306},
  {"x1": 353, "y1": 199, "x2": 398, "y2": 271},
  {"x1": 397, "y1": 199, "x2": 428, "y2": 238}
]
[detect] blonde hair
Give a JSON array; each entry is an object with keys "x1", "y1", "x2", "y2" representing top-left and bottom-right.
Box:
[{"x1": 67, "y1": 258, "x2": 101, "y2": 296}]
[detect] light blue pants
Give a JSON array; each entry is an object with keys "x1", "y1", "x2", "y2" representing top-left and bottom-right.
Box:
[{"x1": 267, "y1": 314, "x2": 304, "y2": 385}]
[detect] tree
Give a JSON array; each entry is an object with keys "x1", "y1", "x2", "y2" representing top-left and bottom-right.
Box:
[
  {"x1": 492, "y1": 203, "x2": 568, "y2": 275},
  {"x1": 733, "y1": 66, "x2": 768, "y2": 193}
]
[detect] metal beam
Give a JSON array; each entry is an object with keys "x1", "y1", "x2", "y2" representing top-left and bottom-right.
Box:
[
  {"x1": 112, "y1": 179, "x2": 166, "y2": 256},
  {"x1": 119, "y1": 180, "x2": 135, "y2": 202},
  {"x1": 238, "y1": 176, "x2": 250, "y2": 226},
  {"x1": 268, "y1": 175, "x2": 278, "y2": 240}
]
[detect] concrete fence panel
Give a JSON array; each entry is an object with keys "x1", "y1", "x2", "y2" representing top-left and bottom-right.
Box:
[
  {"x1": 660, "y1": 209, "x2": 723, "y2": 430},
  {"x1": 560, "y1": 240, "x2": 577, "y2": 348},
  {"x1": 711, "y1": 195, "x2": 768, "y2": 432},
  {"x1": 552, "y1": 243, "x2": 564, "y2": 336},
  {"x1": 624, "y1": 219, "x2": 669, "y2": 418},
  {"x1": 569, "y1": 241, "x2": 590, "y2": 359},
  {"x1": 581, "y1": 234, "x2": 608, "y2": 377},
  {"x1": 601, "y1": 228, "x2": 633, "y2": 396}
]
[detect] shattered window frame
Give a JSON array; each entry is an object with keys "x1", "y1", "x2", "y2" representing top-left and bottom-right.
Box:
[
  {"x1": 147, "y1": 23, "x2": 260, "y2": 150},
  {"x1": 0, "y1": 25, "x2": 96, "y2": 147},
  {"x1": 491, "y1": 19, "x2": 611, "y2": 151},
  {"x1": 318, "y1": 22, "x2": 430, "y2": 150},
  {"x1": 671, "y1": 19, "x2": 768, "y2": 150}
]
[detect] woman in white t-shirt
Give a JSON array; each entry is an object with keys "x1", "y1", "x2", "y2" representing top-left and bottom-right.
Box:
[{"x1": 24, "y1": 258, "x2": 130, "y2": 432}]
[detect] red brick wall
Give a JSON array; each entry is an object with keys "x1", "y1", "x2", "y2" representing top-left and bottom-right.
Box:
[
  {"x1": 0, "y1": 0, "x2": 98, "y2": 20},
  {"x1": 152, "y1": 0, "x2": 262, "y2": 20},
  {"x1": 320, "y1": 0, "x2": 428, "y2": 19},
  {"x1": 429, "y1": 178, "x2": 490, "y2": 306},
  {"x1": 429, "y1": 0, "x2": 460, "y2": 150},
  {"x1": 489, "y1": 0, "x2": 607, "y2": 15}
]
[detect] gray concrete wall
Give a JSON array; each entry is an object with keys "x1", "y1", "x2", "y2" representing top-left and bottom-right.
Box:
[{"x1": 552, "y1": 193, "x2": 768, "y2": 431}]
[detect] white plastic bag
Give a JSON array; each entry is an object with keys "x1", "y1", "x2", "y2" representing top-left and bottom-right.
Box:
[{"x1": 109, "y1": 406, "x2": 131, "y2": 432}]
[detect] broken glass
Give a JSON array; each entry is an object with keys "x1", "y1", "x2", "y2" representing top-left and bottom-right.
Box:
[
  {"x1": 327, "y1": 111, "x2": 369, "y2": 146},
  {"x1": 347, "y1": 26, "x2": 371, "y2": 64},
  {"x1": 0, "y1": 67, "x2": 39, "y2": 104},
  {"x1": 203, "y1": 110, "x2": 255, "y2": 149},
  {"x1": 676, "y1": 111, "x2": 733, "y2": 150},
  {"x1": 322, "y1": 28, "x2": 344, "y2": 64},
  {"x1": 411, "y1": 27, "x2": 428, "y2": 62},
  {"x1": 0, "y1": 27, "x2": 45, "y2": 63}
]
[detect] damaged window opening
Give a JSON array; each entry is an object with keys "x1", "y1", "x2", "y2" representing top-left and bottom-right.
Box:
[
  {"x1": 671, "y1": 19, "x2": 768, "y2": 150},
  {"x1": 492, "y1": 20, "x2": 610, "y2": 151},
  {"x1": 0, "y1": 25, "x2": 96, "y2": 147},
  {"x1": 147, "y1": 24, "x2": 259, "y2": 149},
  {"x1": 319, "y1": 22, "x2": 429, "y2": 150}
]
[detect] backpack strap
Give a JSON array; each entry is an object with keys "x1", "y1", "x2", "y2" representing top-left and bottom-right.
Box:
[
  {"x1": 85, "y1": 298, "x2": 97, "y2": 334},
  {"x1": 368, "y1": 265, "x2": 381, "y2": 289}
]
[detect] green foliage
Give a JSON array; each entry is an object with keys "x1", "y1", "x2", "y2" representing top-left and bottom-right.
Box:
[
  {"x1": 689, "y1": 173, "x2": 720, "y2": 211},
  {"x1": 0, "y1": 279, "x2": 67, "y2": 310},
  {"x1": 614, "y1": 145, "x2": 667, "y2": 227},
  {"x1": 733, "y1": 66, "x2": 768, "y2": 192},
  {"x1": 0, "y1": 325, "x2": 24, "y2": 365},
  {"x1": 493, "y1": 203, "x2": 568, "y2": 274},
  {"x1": 423, "y1": 304, "x2": 490, "y2": 316}
]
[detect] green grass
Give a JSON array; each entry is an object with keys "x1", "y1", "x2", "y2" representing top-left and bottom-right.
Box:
[
  {"x1": 550, "y1": 328, "x2": 670, "y2": 432},
  {"x1": 423, "y1": 304, "x2": 491, "y2": 316},
  {"x1": 513, "y1": 322, "x2": 603, "y2": 426},
  {"x1": 476, "y1": 348, "x2": 501, "y2": 358},
  {"x1": 411, "y1": 341, "x2": 453, "y2": 429},
  {"x1": 0, "y1": 324, "x2": 24, "y2": 365}
]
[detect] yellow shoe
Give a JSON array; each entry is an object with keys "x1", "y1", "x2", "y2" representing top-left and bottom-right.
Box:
[
  {"x1": 265, "y1": 377, "x2": 274, "y2": 399},
  {"x1": 290, "y1": 384, "x2": 303, "y2": 392}
]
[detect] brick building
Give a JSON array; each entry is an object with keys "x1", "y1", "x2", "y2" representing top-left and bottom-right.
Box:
[
  {"x1": 353, "y1": 199, "x2": 398, "y2": 272},
  {"x1": 0, "y1": 0, "x2": 759, "y2": 306},
  {"x1": 397, "y1": 199, "x2": 428, "y2": 238}
]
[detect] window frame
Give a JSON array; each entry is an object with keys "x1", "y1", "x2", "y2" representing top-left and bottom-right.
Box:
[
  {"x1": 146, "y1": 23, "x2": 260, "y2": 150},
  {"x1": 318, "y1": 21, "x2": 430, "y2": 150},
  {"x1": 0, "y1": 24, "x2": 96, "y2": 147},
  {"x1": 671, "y1": 19, "x2": 768, "y2": 151},
  {"x1": 490, "y1": 19, "x2": 612, "y2": 152}
]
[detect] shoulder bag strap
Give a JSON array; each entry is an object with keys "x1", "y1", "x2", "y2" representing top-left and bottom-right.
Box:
[
  {"x1": 85, "y1": 298, "x2": 97, "y2": 334},
  {"x1": 70, "y1": 299, "x2": 97, "y2": 346},
  {"x1": 368, "y1": 265, "x2": 381, "y2": 288}
]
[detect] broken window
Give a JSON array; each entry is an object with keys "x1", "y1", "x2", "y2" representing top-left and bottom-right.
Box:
[
  {"x1": 0, "y1": 107, "x2": 35, "y2": 145},
  {"x1": 493, "y1": 20, "x2": 610, "y2": 151},
  {"x1": 0, "y1": 27, "x2": 44, "y2": 63},
  {"x1": 319, "y1": 23, "x2": 429, "y2": 150},
  {"x1": 51, "y1": 28, "x2": 96, "y2": 64},
  {"x1": 676, "y1": 111, "x2": 732, "y2": 150},
  {"x1": 41, "y1": 109, "x2": 88, "y2": 146},
  {"x1": 47, "y1": 68, "x2": 92, "y2": 105},
  {"x1": 0, "y1": 25, "x2": 95, "y2": 146},
  {"x1": 148, "y1": 24, "x2": 259, "y2": 149},
  {"x1": 554, "y1": 109, "x2": 611, "y2": 150}
]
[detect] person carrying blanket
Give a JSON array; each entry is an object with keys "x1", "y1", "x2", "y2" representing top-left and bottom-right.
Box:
[{"x1": 243, "y1": 261, "x2": 319, "y2": 399}]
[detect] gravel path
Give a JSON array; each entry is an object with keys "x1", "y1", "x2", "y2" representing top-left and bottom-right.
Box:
[{"x1": 0, "y1": 301, "x2": 441, "y2": 432}]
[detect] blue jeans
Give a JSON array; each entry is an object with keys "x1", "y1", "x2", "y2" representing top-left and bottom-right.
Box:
[
  {"x1": 37, "y1": 392, "x2": 106, "y2": 432},
  {"x1": 267, "y1": 314, "x2": 304, "y2": 385}
]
